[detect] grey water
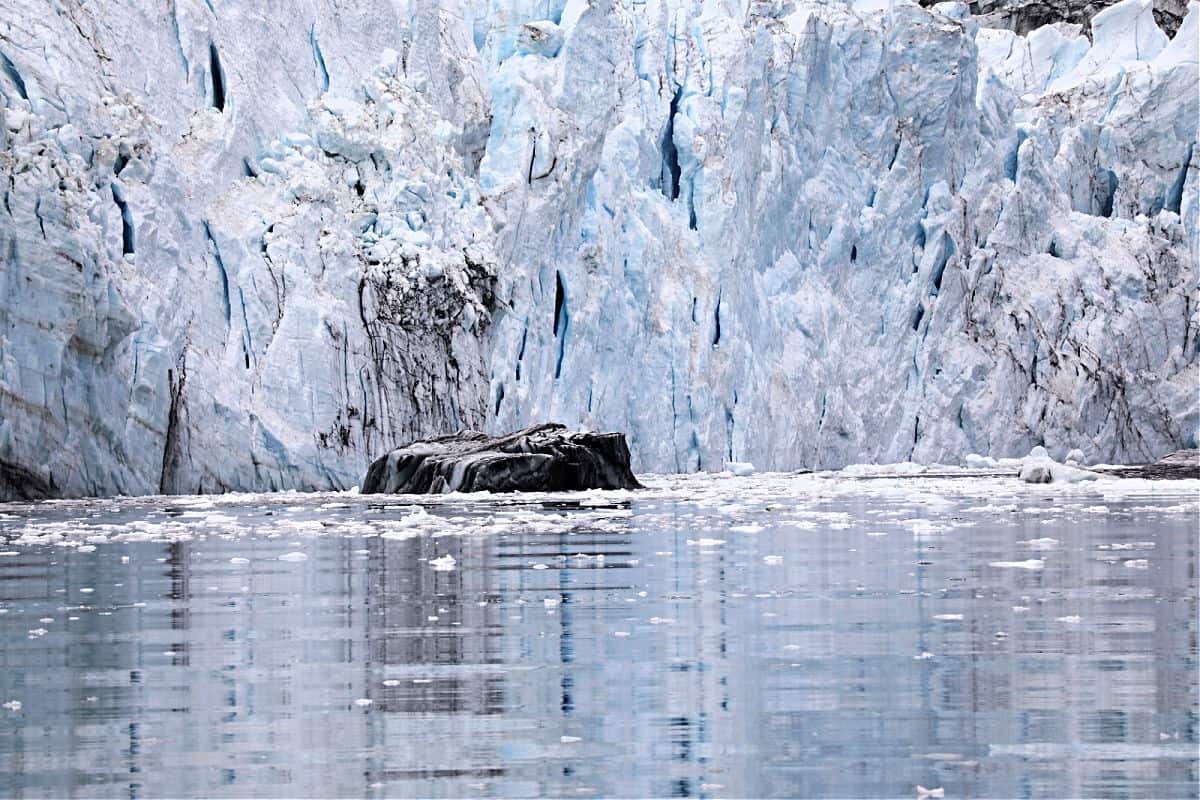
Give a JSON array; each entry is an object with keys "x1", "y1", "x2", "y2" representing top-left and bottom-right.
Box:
[{"x1": 0, "y1": 476, "x2": 1196, "y2": 798}]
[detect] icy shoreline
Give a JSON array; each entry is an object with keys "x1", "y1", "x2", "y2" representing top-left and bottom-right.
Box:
[{"x1": 0, "y1": 466, "x2": 1195, "y2": 554}]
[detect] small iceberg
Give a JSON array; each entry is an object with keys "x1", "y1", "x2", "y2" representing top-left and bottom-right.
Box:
[
  {"x1": 989, "y1": 558, "x2": 1045, "y2": 570},
  {"x1": 1018, "y1": 446, "x2": 1100, "y2": 484},
  {"x1": 429, "y1": 554, "x2": 457, "y2": 571},
  {"x1": 964, "y1": 453, "x2": 997, "y2": 469}
]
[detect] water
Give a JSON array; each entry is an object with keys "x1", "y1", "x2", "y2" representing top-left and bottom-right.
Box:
[{"x1": 0, "y1": 472, "x2": 1196, "y2": 798}]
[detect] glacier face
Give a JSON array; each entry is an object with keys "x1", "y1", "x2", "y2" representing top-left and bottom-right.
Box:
[{"x1": 0, "y1": 0, "x2": 1196, "y2": 497}]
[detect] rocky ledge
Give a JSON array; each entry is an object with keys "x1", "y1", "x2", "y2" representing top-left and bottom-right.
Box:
[
  {"x1": 1094, "y1": 449, "x2": 1200, "y2": 480},
  {"x1": 361, "y1": 424, "x2": 643, "y2": 494}
]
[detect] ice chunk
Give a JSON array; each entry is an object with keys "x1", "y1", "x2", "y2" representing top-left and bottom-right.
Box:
[
  {"x1": 429, "y1": 554, "x2": 457, "y2": 571},
  {"x1": 841, "y1": 462, "x2": 928, "y2": 477},
  {"x1": 1049, "y1": 0, "x2": 1169, "y2": 91},
  {"x1": 1153, "y1": 1, "x2": 1199, "y2": 69},
  {"x1": 989, "y1": 559, "x2": 1045, "y2": 569},
  {"x1": 1019, "y1": 448, "x2": 1101, "y2": 483},
  {"x1": 1019, "y1": 463, "x2": 1054, "y2": 483},
  {"x1": 1019, "y1": 537, "x2": 1060, "y2": 549},
  {"x1": 965, "y1": 453, "x2": 997, "y2": 469}
]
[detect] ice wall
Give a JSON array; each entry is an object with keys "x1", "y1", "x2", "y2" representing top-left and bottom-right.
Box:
[
  {"x1": 488, "y1": 0, "x2": 1198, "y2": 471},
  {"x1": 0, "y1": 0, "x2": 1195, "y2": 496},
  {"x1": 0, "y1": 2, "x2": 498, "y2": 496}
]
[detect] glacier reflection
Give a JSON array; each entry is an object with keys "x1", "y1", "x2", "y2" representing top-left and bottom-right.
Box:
[{"x1": 0, "y1": 479, "x2": 1195, "y2": 798}]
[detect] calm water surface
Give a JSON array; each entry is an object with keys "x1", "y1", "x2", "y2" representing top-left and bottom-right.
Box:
[{"x1": 0, "y1": 473, "x2": 1196, "y2": 798}]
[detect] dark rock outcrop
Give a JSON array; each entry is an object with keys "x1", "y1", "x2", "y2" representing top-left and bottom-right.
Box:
[
  {"x1": 920, "y1": 0, "x2": 1185, "y2": 37},
  {"x1": 1097, "y1": 448, "x2": 1200, "y2": 480},
  {"x1": 0, "y1": 459, "x2": 52, "y2": 501},
  {"x1": 361, "y1": 423, "x2": 643, "y2": 494}
]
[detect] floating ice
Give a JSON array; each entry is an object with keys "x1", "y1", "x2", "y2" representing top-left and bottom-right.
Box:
[
  {"x1": 1019, "y1": 537, "x2": 1060, "y2": 549},
  {"x1": 429, "y1": 554, "x2": 457, "y2": 571},
  {"x1": 842, "y1": 463, "x2": 928, "y2": 478},
  {"x1": 989, "y1": 559, "x2": 1045, "y2": 570},
  {"x1": 1019, "y1": 448, "x2": 1102, "y2": 484},
  {"x1": 964, "y1": 454, "x2": 998, "y2": 469}
]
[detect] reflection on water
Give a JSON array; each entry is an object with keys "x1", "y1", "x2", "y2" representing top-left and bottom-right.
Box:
[{"x1": 0, "y1": 476, "x2": 1196, "y2": 798}]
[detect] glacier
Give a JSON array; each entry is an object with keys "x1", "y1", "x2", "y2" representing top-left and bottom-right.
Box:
[{"x1": 0, "y1": 0, "x2": 1195, "y2": 498}]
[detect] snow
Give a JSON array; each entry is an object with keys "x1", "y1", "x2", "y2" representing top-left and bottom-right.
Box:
[{"x1": 0, "y1": 0, "x2": 1194, "y2": 497}]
